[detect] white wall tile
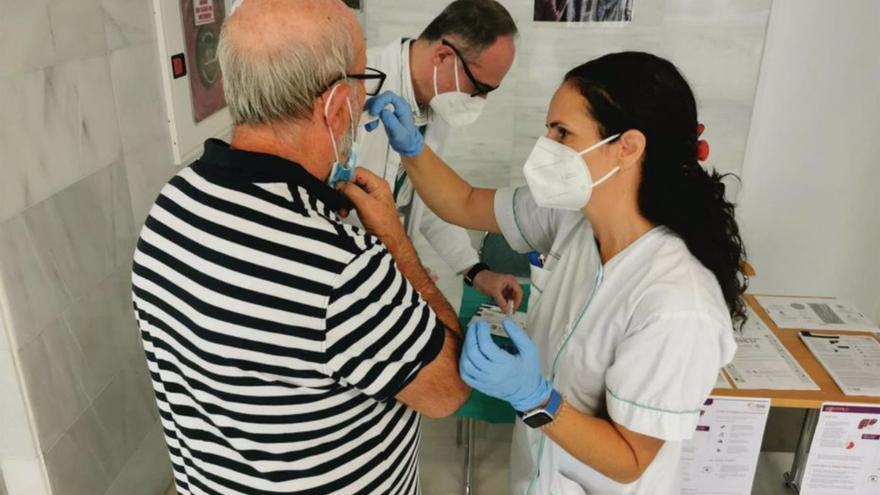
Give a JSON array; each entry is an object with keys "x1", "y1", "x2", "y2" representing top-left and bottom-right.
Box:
[
  {"x1": 23, "y1": 164, "x2": 121, "y2": 297},
  {"x1": 78, "y1": 56, "x2": 125, "y2": 173},
  {"x1": 665, "y1": 0, "x2": 772, "y2": 27},
  {"x1": 0, "y1": 217, "x2": 70, "y2": 350},
  {"x1": 0, "y1": 459, "x2": 51, "y2": 495},
  {"x1": 109, "y1": 42, "x2": 170, "y2": 154},
  {"x1": 102, "y1": 0, "x2": 157, "y2": 51},
  {"x1": 93, "y1": 352, "x2": 160, "y2": 465},
  {"x1": 43, "y1": 408, "x2": 112, "y2": 495},
  {"x1": 17, "y1": 318, "x2": 90, "y2": 452},
  {"x1": 61, "y1": 268, "x2": 135, "y2": 401},
  {"x1": 105, "y1": 421, "x2": 173, "y2": 495},
  {"x1": 111, "y1": 159, "x2": 139, "y2": 269},
  {"x1": 0, "y1": 346, "x2": 39, "y2": 459},
  {"x1": 123, "y1": 139, "x2": 178, "y2": 230},
  {"x1": 0, "y1": 0, "x2": 55, "y2": 78},
  {"x1": 0, "y1": 69, "x2": 76, "y2": 219},
  {"x1": 0, "y1": 56, "x2": 123, "y2": 221},
  {"x1": 48, "y1": 0, "x2": 108, "y2": 64}
]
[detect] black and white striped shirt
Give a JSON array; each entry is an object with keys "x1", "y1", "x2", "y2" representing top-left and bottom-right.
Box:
[{"x1": 132, "y1": 139, "x2": 444, "y2": 495}]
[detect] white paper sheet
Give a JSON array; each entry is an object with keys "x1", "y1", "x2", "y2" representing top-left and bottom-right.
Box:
[
  {"x1": 680, "y1": 397, "x2": 771, "y2": 495},
  {"x1": 800, "y1": 333, "x2": 880, "y2": 397},
  {"x1": 801, "y1": 403, "x2": 880, "y2": 495},
  {"x1": 724, "y1": 308, "x2": 819, "y2": 390},
  {"x1": 756, "y1": 296, "x2": 877, "y2": 331}
]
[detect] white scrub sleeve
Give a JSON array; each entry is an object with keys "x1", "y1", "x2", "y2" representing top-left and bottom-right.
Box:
[
  {"x1": 604, "y1": 311, "x2": 732, "y2": 441},
  {"x1": 493, "y1": 186, "x2": 560, "y2": 255}
]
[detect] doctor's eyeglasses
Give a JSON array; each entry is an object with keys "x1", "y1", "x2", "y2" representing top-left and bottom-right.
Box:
[
  {"x1": 345, "y1": 67, "x2": 386, "y2": 96},
  {"x1": 441, "y1": 40, "x2": 499, "y2": 97}
]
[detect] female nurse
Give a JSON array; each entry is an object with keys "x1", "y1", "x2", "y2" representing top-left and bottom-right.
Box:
[{"x1": 359, "y1": 51, "x2": 747, "y2": 494}]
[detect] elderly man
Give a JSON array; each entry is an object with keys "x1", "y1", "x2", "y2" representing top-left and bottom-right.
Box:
[
  {"x1": 131, "y1": 1, "x2": 468, "y2": 493},
  {"x1": 354, "y1": 0, "x2": 524, "y2": 312}
]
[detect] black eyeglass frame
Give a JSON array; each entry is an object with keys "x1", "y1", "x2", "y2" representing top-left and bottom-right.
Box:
[
  {"x1": 441, "y1": 39, "x2": 499, "y2": 97},
  {"x1": 325, "y1": 66, "x2": 387, "y2": 96}
]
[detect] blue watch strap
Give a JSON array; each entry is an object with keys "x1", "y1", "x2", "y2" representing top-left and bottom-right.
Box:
[
  {"x1": 518, "y1": 388, "x2": 562, "y2": 417},
  {"x1": 544, "y1": 388, "x2": 562, "y2": 417}
]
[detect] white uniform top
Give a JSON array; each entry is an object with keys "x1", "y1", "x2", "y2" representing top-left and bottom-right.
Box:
[
  {"x1": 494, "y1": 186, "x2": 737, "y2": 495},
  {"x1": 351, "y1": 38, "x2": 480, "y2": 274}
]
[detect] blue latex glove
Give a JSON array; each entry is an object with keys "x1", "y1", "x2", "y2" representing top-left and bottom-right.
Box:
[
  {"x1": 363, "y1": 91, "x2": 425, "y2": 157},
  {"x1": 459, "y1": 320, "x2": 552, "y2": 412}
]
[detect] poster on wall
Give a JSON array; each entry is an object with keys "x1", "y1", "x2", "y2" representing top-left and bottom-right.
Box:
[
  {"x1": 180, "y1": 0, "x2": 227, "y2": 123},
  {"x1": 343, "y1": 0, "x2": 361, "y2": 11},
  {"x1": 534, "y1": 0, "x2": 634, "y2": 23}
]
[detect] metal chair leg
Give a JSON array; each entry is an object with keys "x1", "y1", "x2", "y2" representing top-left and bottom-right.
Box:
[{"x1": 464, "y1": 418, "x2": 476, "y2": 495}]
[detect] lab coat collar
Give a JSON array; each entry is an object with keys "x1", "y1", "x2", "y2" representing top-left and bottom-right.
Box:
[
  {"x1": 193, "y1": 138, "x2": 348, "y2": 211},
  {"x1": 397, "y1": 38, "x2": 431, "y2": 126}
]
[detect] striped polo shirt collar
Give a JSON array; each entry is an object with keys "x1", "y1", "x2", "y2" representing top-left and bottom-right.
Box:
[{"x1": 197, "y1": 138, "x2": 347, "y2": 211}]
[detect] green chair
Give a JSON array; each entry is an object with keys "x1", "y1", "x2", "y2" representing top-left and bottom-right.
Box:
[{"x1": 478, "y1": 232, "x2": 531, "y2": 278}]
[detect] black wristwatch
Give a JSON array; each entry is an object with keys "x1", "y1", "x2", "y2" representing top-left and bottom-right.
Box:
[{"x1": 464, "y1": 262, "x2": 490, "y2": 287}]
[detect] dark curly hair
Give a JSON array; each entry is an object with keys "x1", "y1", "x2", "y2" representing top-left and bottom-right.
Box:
[{"x1": 564, "y1": 52, "x2": 749, "y2": 325}]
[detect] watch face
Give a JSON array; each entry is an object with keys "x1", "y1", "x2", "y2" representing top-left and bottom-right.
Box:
[{"x1": 522, "y1": 411, "x2": 553, "y2": 428}]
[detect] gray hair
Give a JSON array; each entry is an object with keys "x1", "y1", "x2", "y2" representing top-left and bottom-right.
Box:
[{"x1": 218, "y1": 18, "x2": 356, "y2": 126}]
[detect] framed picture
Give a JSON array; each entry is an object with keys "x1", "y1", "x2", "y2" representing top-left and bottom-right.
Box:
[
  {"x1": 153, "y1": 0, "x2": 232, "y2": 165},
  {"x1": 343, "y1": 0, "x2": 361, "y2": 11},
  {"x1": 534, "y1": 0, "x2": 634, "y2": 23},
  {"x1": 180, "y1": 0, "x2": 227, "y2": 123}
]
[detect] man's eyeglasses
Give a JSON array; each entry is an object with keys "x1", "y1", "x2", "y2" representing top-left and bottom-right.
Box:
[
  {"x1": 441, "y1": 40, "x2": 499, "y2": 97},
  {"x1": 334, "y1": 67, "x2": 387, "y2": 96}
]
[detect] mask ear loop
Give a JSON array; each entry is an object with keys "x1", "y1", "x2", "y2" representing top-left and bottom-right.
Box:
[
  {"x1": 577, "y1": 133, "x2": 622, "y2": 187},
  {"x1": 453, "y1": 54, "x2": 462, "y2": 93},
  {"x1": 576, "y1": 133, "x2": 620, "y2": 157},
  {"x1": 324, "y1": 84, "x2": 342, "y2": 164}
]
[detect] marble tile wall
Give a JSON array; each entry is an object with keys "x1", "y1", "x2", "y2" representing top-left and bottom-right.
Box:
[{"x1": 0, "y1": 0, "x2": 177, "y2": 494}]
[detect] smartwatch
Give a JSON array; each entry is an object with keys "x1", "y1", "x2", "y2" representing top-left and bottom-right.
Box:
[
  {"x1": 519, "y1": 389, "x2": 563, "y2": 429},
  {"x1": 464, "y1": 262, "x2": 490, "y2": 287}
]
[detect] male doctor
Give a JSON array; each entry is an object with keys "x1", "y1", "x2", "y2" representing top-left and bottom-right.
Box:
[{"x1": 354, "y1": 0, "x2": 523, "y2": 311}]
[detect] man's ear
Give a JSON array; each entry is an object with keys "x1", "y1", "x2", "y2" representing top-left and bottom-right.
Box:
[
  {"x1": 618, "y1": 129, "x2": 646, "y2": 170},
  {"x1": 320, "y1": 83, "x2": 353, "y2": 135},
  {"x1": 432, "y1": 42, "x2": 456, "y2": 67}
]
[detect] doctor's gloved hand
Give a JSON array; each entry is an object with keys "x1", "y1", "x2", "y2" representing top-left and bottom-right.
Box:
[
  {"x1": 364, "y1": 91, "x2": 424, "y2": 157},
  {"x1": 459, "y1": 320, "x2": 552, "y2": 413}
]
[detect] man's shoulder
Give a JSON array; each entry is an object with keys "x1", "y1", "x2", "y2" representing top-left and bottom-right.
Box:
[{"x1": 157, "y1": 166, "x2": 382, "y2": 270}]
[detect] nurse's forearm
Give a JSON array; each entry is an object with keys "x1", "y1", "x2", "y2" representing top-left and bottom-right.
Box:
[
  {"x1": 401, "y1": 147, "x2": 500, "y2": 233},
  {"x1": 541, "y1": 400, "x2": 663, "y2": 484}
]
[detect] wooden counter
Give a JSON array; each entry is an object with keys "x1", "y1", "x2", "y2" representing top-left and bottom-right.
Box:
[{"x1": 711, "y1": 294, "x2": 880, "y2": 409}]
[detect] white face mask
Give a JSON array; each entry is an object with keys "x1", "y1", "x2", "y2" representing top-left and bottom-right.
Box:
[
  {"x1": 522, "y1": 134, "x2": 621, "y2": 210},
  {"x1": 429, "y1": 56, "x2": 487, "y2": 128},
  {"x1": 324, "y1": 84, "x2": 358, "y2": 188}
]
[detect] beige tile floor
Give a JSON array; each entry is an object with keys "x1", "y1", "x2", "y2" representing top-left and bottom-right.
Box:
[{"x1": 162, "y1": 417, "x2": 795, "y2": 495}]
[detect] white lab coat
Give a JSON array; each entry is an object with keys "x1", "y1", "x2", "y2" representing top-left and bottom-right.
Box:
[
  {"x1": 494, "y1": 186, "x2": 738, "y2": 495},
  {"x1": 352, "y1": 38, "x2": 480, "y2": 274}
]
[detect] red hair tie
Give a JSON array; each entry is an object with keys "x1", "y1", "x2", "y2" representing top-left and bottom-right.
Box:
[{"x1": 697, "y1": 123, "x2": 710, "y2": 162}]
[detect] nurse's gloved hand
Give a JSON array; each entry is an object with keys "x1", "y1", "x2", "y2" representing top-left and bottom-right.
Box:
[
  {"x1": 460, "y1": 320, "x2": 552, "y2": 413},
  {"x1": 364, "y1": 91, "x2": 424, "y2": 157}
]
